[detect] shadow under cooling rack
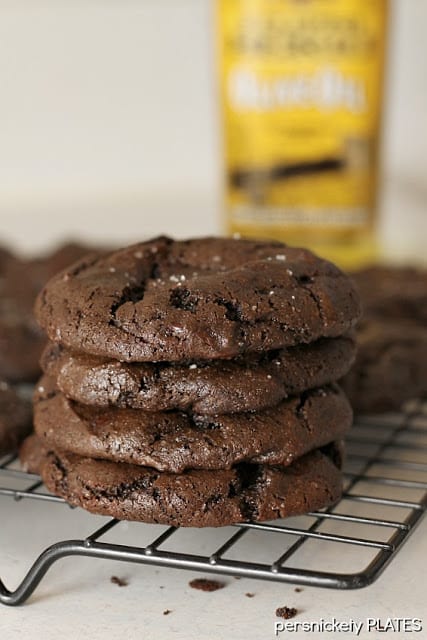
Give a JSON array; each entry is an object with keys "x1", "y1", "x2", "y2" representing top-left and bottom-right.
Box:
[{"x1": 1, "y1": 402, "x2": 426, "y2": 606}]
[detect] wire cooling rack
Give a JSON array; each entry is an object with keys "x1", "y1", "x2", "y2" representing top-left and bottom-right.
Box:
[{"x1": 1, "y1": 402, "x2": 426, "y2": 606}]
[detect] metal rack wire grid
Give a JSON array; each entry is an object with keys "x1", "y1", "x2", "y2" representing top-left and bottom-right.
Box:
[{"x1": 1, "y1": 401, "x2": 426, "y2": 606}]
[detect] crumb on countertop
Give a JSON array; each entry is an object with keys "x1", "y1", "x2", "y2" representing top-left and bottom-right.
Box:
[
  {"x1": 276, "y1": 606, "x2": 298, "y2": 620},
  {"x1": 189, "y1": 578, "x2": 225, "y2": 592},
  {"x1": 110, "y1": 576, "x2": 128, "y2": 587}
]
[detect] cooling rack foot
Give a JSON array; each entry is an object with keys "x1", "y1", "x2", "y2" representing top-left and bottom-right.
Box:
[{"x1": 0, "y1": 541, "x2": 85, "y2": 606}]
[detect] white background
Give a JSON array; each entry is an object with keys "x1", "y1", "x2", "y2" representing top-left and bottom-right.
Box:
[{"x1": 0, "y1": 0, "x2": 425, "y2": 258}]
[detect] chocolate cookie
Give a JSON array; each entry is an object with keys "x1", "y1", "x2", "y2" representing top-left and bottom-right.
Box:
[
  {"x1": 34, "y1": 375, "x2": 352, "y2": 472},
  {"x1": 35, "y1": 236, "x2": 361, "y2": 362},
  {"x1": 0, "y1": 292, "x2": 45, "y2": 382},
  {"x1": 25, "y1": 436, "x2": 343, "y2": 527},
  {"x1": 0, "y1": 242, "x2": 102, "y2": 382},
  {"x1": 0, "y1": 381, "x2": 32, "y2": 456},
  {"x1": 343, "y1": 265, "x2": 427, "y2": 413},
  {"x1": 342, "y1": 319, "x2": 427, "y2": 413},
  {"x1": 40, "y1": 335, "x2": 356, "y2": 414},
  {"x1": 0, "y1": 245, "x2": 14, "y2": 272},
  {"x1": 19, "y1": 433, "x2": 44, "y2": 474},
  {"x1": 27, "y1": 243, "x2": 104, "y2": 292},
  {"x1": 351, "y1": 266, "x2": 427, "y2": 323},
  {"x1": 0, "y1": 247, "x2": 43, "y2": 381}
]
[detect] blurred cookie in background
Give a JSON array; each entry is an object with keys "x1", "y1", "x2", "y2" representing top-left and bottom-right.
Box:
[
  {"x1": 0, "y1": 242, "x2": 103, "y2": 383},
  {"x1": 351, "y1": 266, "x2": 427, "y2": 324},
  {"x1": 342, "y1": 266, "x2": 427, "y2": 413},
  {"x1": 0, "y1": 241, "x2": 105, "y2": 455},
  {"x1": 0, "y1": 380, "x2": 32, "y2": 457}
]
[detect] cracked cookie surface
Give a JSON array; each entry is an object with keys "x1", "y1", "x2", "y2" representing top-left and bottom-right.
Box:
[
  {"x1": 40, "y1": 335, "x2": 356, "y2": 414},
  {"x1": 35, "y1": 237, "x2": 361, "y2": 362},
  {"x1": 23, "y1": 436, "x2": 343, "y2": 527},
  {"x1": 34, "y1": 375, "x2": 352, "y2": 472}
]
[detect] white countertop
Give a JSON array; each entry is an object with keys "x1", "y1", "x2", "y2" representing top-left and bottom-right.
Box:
[{"x1": 0, "y1": 489, "x2": 426, "y2": 640}]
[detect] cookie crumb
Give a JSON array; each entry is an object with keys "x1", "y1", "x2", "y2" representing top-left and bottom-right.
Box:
[
  {"x1": 294, "y1": 587, "x2": 303, "y2": 593},
  {"x1": 110, "y1": 576, "x2": 128, "y2": 587},
  {"x1": 163, "y1": 609, "x2": 172, "y2": 616},
  {"x1": 245, "y1": 592, "x2": 255, "y2": 598},
  {"x1": 276, "y1": 606, "x2": 298, "y2": 619},
  {"x1": 189, "y1": 578, "x2": 225, "y2": 592}
]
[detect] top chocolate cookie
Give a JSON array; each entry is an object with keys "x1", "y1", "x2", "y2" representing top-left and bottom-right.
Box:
[{"x1": 35, "y1": 237, "x2": 361, "y2": 362}]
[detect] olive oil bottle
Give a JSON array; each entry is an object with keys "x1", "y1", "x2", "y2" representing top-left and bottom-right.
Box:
[{"x1": 217, "y1": 0, "x2": 388, "y2": 267}]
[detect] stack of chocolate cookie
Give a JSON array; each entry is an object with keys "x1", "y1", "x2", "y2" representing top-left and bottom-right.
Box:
[{"x1": 23, "y1": 237, "x2": 360, "y2": 527}]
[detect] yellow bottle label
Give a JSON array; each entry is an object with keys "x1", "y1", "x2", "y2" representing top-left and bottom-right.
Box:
[{"x1": 217, "y1": 0, "x2": 388, "y2": 266}]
